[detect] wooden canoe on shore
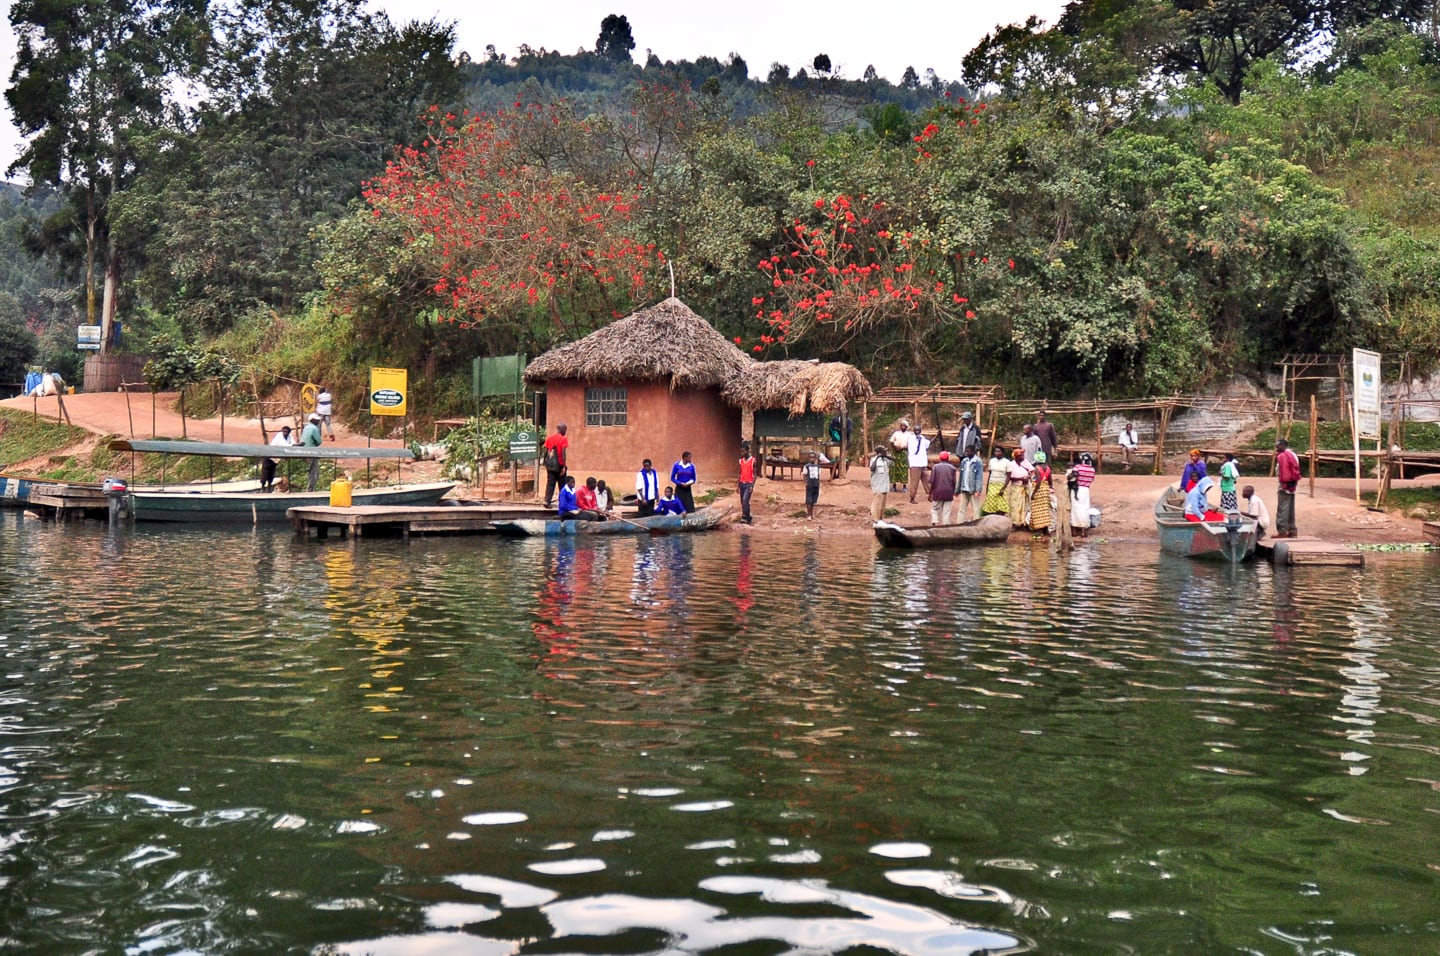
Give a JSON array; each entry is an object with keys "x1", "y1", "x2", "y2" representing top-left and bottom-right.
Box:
[
  {"x1": 874, "y1": 514, "x2": 1014, "y2": 549},
  {"x1": 492, "y1": 505, "x2": 733, "y2": 537}
]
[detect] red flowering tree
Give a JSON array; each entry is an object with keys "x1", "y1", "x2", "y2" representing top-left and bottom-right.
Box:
[
  {"x1": 749, "y1": 102, "x2": 1007, "y2": 366},
  {"x1": 359, "y1": 105, "x2": 669, "y2": 338}
]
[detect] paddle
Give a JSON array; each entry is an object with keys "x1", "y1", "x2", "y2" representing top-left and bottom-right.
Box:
[{"x1": 611, "y1": 513, "x2": 667, "y2": 535}]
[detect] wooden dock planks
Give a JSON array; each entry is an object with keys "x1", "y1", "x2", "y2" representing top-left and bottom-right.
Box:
[
  {"x1": 1262, "y1": 536, "x2": 1366, "y2": 567},
  {"x1": 288, "y1": 501, "x2": 554, "y2": 539}
]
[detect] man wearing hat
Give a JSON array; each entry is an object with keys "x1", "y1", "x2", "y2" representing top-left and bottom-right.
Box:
[
  {"x1": 956, "y1": 411, "x2": 981, "y2": 462},
  {"x1": 300, "y1": 413, "x2": 324, "y2": 490}
]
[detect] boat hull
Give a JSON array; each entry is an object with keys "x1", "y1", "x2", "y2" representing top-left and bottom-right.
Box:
[
  {"x1": 492, "y1": 506, "x2": 731, "y2": 537},
  {"x1": 1154, "y1": 488, "x2": 1257, "y2": 563},
  {"x1": 129, "y1": 482, "x2": 457, "y2": 523},
  {"x1": 874, "y1": 514, "x2": 1014, "y2": 549}
]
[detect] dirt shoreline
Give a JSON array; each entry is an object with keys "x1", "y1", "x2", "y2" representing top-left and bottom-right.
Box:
[{"x1": 5, "y1": 391, "x2": 1434, "y2": 544}]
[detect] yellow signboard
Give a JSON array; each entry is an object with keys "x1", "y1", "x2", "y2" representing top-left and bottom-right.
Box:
[{"x1": 369, "y1": 367, "x2": 408, "y2": 417}]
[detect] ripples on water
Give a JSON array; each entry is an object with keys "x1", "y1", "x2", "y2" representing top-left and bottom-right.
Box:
[{"x1": 1, "y1": 512, "x2": 1438, "y2": 954}]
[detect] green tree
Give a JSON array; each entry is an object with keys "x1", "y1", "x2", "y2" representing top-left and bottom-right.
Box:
[
  {"x1": 6, "y1": 0, "x2": 205, "y2": 350},
  {"x1": 113, "y1": 1, "x2": 460, "y2": 337},
  {"x1": 0, "y1": 294, "x2": 39, "y2": 383},
  {"x1": 596, "y1": 14, "x2": 635, "y2": 63}
]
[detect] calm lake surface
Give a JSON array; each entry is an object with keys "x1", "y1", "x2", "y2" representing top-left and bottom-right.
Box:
[{"x1": 2, "y1": 512, "x2": 1438, "y2": 955}]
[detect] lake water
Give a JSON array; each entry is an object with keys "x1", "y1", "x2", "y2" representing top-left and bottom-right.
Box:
[{"x1": 2, "y1": 512, "x2": 1438, "y2": 955}]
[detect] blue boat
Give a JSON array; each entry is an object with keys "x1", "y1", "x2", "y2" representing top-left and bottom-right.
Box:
[{"x1": 1154, "y1": 487, "x2": 1258, "y2": 563}]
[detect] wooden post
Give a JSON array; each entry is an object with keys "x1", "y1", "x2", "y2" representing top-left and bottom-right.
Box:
[
  {"x1": 124, "y1": 384, "x2": 134, "y2": 438},
  {"x1": 54, "y1": 388, "x2": 70, "y2": 425},
  {"x1": 860, "y1": 401, "x2": 870, "y2": 464},
  {"x1": 1093, "y1": 405, "x2": 1101, "y2": 467},
  {"x1": 1054, "y1": 475, "x2": 1073, "y2": 553},
  {"x1": 1153, "y1": 404, "x2": 1171, "y2": 476},
  {"x1": 1350, "y1": 400, "x2": 1362, "y2": 504},
  {"x1": 1308, "y1": 395, "x2": 1318, "y2": 498},
  {"x1": 1270, "y1": 405, "x2": 1282, "y2": 477}
]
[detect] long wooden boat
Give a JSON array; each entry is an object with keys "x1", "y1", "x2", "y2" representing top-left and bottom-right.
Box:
[
  {"x1": 108, "y1": 438, "x2": 451, "y2": 524},
  {"x1": 874, "y1": 514, "x2": 1013, "y2": 549},
  {"x1": 130, "y1": 481, "x2": 457, "y2": 523},
  {"x1": 1154, "y1": 487, "x2": 1258, "y2": 563},
  {"x1": 491, "y1": 505, "x2": 732, "y2": 537}
]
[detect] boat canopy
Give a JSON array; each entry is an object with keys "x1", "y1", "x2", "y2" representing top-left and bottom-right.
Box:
[{"x1": 109, "y1": 439, "x2": 415, "y2": 460}]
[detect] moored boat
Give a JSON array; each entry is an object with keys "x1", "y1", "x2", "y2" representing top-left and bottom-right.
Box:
[
  {"x1": 492, "y1": 505, "x2": 733, "y2": 537},
  {"x1": 1154, "y1": 487, "x2": 1258, "y2": 563},
  {"x1": 874, "y1": 514, "x2": 1014, "y2": 549},
  {"x1": 109, "y1": 438, "x2": 453, "y2": 523}
]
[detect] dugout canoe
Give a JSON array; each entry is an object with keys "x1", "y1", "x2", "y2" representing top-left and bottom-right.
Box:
[
  {"x1": 491, "y1": 505, "x2": 733, "y2": 537},
  {"x1": 873, "y1": 514, "x2": 1014, "y2": 549}
]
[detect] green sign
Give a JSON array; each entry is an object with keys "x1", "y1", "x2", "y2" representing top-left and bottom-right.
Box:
[
  {"x1": 508, "y1": 428, "x2": 540, "y2": 461},
  {"x1": 475, "y1": 354, "x2": 527, "y2": 398}
]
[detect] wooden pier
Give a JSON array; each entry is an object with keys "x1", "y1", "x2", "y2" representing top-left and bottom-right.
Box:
[
  {"x1": 288, "y1": 501, "x2": 553, "y2": 539},
  {"x1": 26, "y1": 483, "x2": 113, "y2": 521},
  {"x1": 1258, "y1": 536, "x2": 1366, "y2": 567}
]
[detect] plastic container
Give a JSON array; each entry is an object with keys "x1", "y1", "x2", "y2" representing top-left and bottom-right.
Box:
[
  {"x1": 329, "y1": 478, "x2": 353, "y2": 508},
  {"x1": 1088, "y1": 507, "x2": 1102, "y2": 529}
]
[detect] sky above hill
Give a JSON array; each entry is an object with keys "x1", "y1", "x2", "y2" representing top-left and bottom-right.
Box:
[{"x1": 0, "y1": 0, "x2": 1067, "y2": 181}]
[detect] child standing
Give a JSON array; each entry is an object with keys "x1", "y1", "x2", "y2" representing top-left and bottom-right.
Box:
[{"x1": 802, "y1": 452, "x2": 822, "y2": 520}]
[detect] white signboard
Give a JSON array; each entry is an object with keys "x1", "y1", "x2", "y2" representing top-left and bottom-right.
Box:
[
  {"x1": 77, "y1": 325, "x2": 102, "y2": 350},
  {"x1": 1353, "y1": 348, "x2": 1381, "y2": 440}
]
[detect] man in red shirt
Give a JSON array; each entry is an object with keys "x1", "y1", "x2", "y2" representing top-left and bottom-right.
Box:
[
  {"x1": 737, "y1": 441, "x2": 757, "y2": 524},
  {"x1": 541, "y1": 423, "x2": 569, "y2": 508},
  {"x1": 1275, "y1": 439, "x2": 1301, "y2": 537}
]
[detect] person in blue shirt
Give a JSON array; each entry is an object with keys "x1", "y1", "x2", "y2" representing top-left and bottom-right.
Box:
[
  {"x1": 670, "y1": 451, "x2": 697, "y2": 512},
  {"x1": 654, "y1": 486, "x2": 686, "y2": 516},
  {"x1": 1180, "y1": 449, "x2": 1207, "y2": 493}
]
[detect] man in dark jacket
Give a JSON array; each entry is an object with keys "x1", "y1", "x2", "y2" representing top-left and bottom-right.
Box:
[{"x1": 928, "y1": 451, "x2": 959, "y2": 526}]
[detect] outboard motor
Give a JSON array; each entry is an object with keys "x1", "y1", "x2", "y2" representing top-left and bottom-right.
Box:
[{"x1": 102, "y1": 477, "x2": 130, "y2": 522}]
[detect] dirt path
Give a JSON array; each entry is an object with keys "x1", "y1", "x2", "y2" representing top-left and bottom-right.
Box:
[{"x1": 1, "y1": 390, "x2": 416, "y2": 473}]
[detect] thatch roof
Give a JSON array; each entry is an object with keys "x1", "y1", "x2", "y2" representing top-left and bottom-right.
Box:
[
  {"x1": 524, "y1": 297, "x2": 753, "y2": 389},
  {"x1": 721, "y1": 359, "x2": 873, "y2": 415}
]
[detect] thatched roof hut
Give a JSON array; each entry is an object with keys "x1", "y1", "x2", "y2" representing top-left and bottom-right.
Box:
[
  {"x1": 524, "y1": 297, "x2": 753, "y2": 389},
  {"x1": 721, "y1": 359, "x2": 873, "y2": 416}
]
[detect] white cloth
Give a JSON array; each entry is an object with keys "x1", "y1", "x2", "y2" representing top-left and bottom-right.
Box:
[
  {"x1": 635, "y1": 468, "x2": 659, "y2": 502},
  {"x1": 1119, "y1": 427, "x2": 1138, "y2": 450},
  {"x1": 316, "y1": 391, "x2": 333, "y2": 416},
  {"x1": 889, "y1": 428, "x2": 910, "y2": 452},
  {"x1": 1070, "y1": 485, "x2": 1091, "y2": 529},
  {"x1": 29, "y1": 372, "x2": 63, "y2": 397},
  {"x1": 269, "y1": 432, "x2": 294, "y2": 447},
  {"x1": 907, "y1": 434, "x2": 931, "y2": 467}
]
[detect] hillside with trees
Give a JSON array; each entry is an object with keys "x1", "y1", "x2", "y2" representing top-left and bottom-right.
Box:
[{"x1": 7, "y1": 1, "x2": 1440, "y2": 415}]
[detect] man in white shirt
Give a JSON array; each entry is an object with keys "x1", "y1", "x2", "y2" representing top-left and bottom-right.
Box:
[
  {"x1": 262, "y1": 425, "x2": 293, "y2": 492},
  {"x1": 1240, "y1": 484, "x2": 1270, "y2": 540},
  {"x1": 315, "y1": 386, "x2": 335, "y2": 441},
  {"x1": 1019, "y1": 424, "x2": 1042, "y2": 464},
  {"x1": 1119, "y1": 422, "x2": 1139, "y2": 469},
  {"x1": 907, "y1": 428, "x2": 931, "y2": 503}
]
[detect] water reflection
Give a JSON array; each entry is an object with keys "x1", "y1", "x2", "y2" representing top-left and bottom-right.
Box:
[{"x1": 1, "y1": 512, "x2": 1439, "y2": 955}]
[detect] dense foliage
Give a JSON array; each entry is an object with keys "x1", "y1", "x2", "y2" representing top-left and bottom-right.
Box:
[{"x1": 7, "y1": 5, "x2": 1440, "y2": 407}]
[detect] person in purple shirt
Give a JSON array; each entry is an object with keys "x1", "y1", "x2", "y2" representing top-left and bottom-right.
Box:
[
  {"x1": 1180, "y1": 449, "x2": 1207, "y2": 492},
  {"x1": 670, "y1": 451, "x2": 697, "y2": 512},
  {"x1": 654, "y1": 486, "x2": 686, "y2": 515}
]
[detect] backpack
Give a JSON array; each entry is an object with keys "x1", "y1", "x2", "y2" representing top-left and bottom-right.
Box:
[{"x1": 542, "y1": 442, "x2": 560, "y2": 471}]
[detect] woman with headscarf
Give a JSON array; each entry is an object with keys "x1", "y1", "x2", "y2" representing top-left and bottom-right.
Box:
[
  {"x1": 1184, "y1": 476, "x2": 1223, "y2": 522},
  {"x1": 1180, "y1": 449, "x2": 1207, "y2": 493},
  {"x1": 1069, "y1": 452, "x2": 1096, "y2": 537},
  {"x1": 1029, "y1": 451, "x2": 1054, "y2": 532},
  {"x1": 1005, "y1": 447, "x2": 1032, "y2": 527},
  {"x1": 982, "y1": 445, "x2": 1010, "y2": 515}
]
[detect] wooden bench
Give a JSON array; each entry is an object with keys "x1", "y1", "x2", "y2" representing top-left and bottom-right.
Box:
[{"x1": 765, "y1": 457, "x2": 842, "y2": 480}]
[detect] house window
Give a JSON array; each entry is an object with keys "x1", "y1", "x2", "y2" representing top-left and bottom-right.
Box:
[{"x1": 585, "y1": 387, "x2": 628, "y2": 426}]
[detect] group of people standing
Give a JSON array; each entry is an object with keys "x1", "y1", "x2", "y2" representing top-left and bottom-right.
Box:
[{"x1": 1178, "y1": 442, "x2": 1294, "y2": 538}]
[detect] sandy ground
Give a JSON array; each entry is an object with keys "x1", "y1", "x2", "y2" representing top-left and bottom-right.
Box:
[{"x1": 5, "y1": 390, "x2": 1434, "y2": 543}]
